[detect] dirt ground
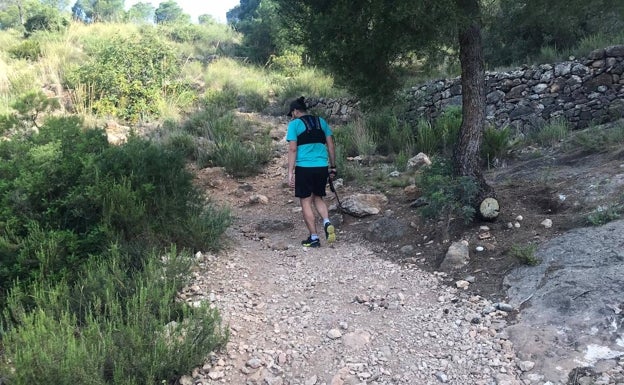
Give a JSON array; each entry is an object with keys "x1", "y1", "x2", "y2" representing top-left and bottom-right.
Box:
[{"x1": 194, "y1": 113, "x2": 624, "y2": 305}]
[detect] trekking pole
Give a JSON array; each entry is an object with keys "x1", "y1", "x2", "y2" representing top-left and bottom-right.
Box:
[{"x1": 328, "y1": 176, "x2": 343, "y2": 211}]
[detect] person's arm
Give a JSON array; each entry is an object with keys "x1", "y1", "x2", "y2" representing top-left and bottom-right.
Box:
[
  {"x1": 326, "y1": 135, "x2": 336, "y2": 168},
  {"x1": 288, "y1": 140, "x2": 297, "y2": 188},
  {"x1": 326, "y1": 135, "x2": 336, "y2": 179}
]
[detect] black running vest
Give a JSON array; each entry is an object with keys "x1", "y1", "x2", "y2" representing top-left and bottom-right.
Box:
[{"x1": 296, "y1": 115, "x2": 326, "y2": 146}]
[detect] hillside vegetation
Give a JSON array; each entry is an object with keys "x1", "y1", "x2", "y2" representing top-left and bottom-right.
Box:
[{"x1": 1, "y1": 0, "x2": 623, "y2": 383}]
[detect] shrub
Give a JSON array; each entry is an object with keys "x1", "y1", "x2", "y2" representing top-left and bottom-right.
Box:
[
  {"x1": 586, "y1": 205, "x2": 621, "y2": 226},
  {"x1": 509, "y1": 243, "x2": 540, "y2": 266},
  {"x1": 0, "y1": 116, "x2": 231, "y2": 299},
  {"x1": 416, "y1": 157, "x2": 479, "y2": 224},
  {"x1": 23, "y1": 9, "x2": 69, "y2": 36},
  {"x1": 8, "y1": 40, "x2": 42, "y2": 61},
  {"x1": 1, "y1": 247, "x2": 228, "y2": 385},
  {"x1": 67, "y1": 33, "x2": 181, "y2": 122},
  {"x1": 211, "y1": 137, "x2": 273, "y2": 178}
]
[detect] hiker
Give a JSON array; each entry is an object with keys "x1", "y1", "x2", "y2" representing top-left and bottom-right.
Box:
[{"x1": 286, "y1": 96, "x2": 337, "y2": 247}]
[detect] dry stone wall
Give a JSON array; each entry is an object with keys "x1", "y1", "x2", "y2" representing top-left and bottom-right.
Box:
[{"x1": 405, "y1": 45, "x2": 624, "y2": 134}]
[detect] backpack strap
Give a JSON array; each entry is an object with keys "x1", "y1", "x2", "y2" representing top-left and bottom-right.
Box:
[{"x1": 296, "y1": 115, "x2": 326, "y2": 146}]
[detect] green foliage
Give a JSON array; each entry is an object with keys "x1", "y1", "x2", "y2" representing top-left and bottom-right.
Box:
[
  {"x1": 125, "y1": 2, "x2": 155, "y2": 24},
  {"x1": 567, "y1": 123, "x2": 624, "y2": 153},
  {"x1": 155, "y1": 0, "x2": 190, "y2": 24},
  {"x1": 212, "y1": 138, "x2": 273, "y2": 177},
  {"x1": 23, "y1": 8, "x2": 69, "y2": 36},
  {"x1": 269, "y1": 50, "x2": 304, "y2": 77},
  {"x1": 482, "y1": 126, "x2": 513, "y2": 167},
  {"x1": 364, "y1": 109, "x2": 414, "y2": 156},
  {"x1": 1, "y1": 248, "x2": 227, "y2": 385},
  {"x1": 483, "y1": 0, "x2": 624, "y2": 67},
  {"x1": 0, "y1": 116, "x2": 231, "y2": 299},
  {"x1": 67, "y1": 33, "x2": 181, "y2": 122},
  {"x1": 415, "y1": 118, "x2": 437, "y2": 155},
  {"x1": 432, "y1": 106, "x2": 462, "y2": 154},
  {"x1": 0, "y1": 89, "x2": 60, "y2": 132},
  {"x1": 533, "y1": 118, "x2": 569, "y2": 147},
  {"x1": 8, "y1": 39, "x2": 42, "y2": 60},
  {"x1": 586, "y1": 205, "x2": 621, "y2": 226},
  {"x1": 72, "y1": 0, "x2": 126, "y2": 23},
  {"x1": 416, "y1": 157, "x2": 479, "y2": 223},
  {"x1": 509, "y1": 243, "x2": 540, "y2": 266}
]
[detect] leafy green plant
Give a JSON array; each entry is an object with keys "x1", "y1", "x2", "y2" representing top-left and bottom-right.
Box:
[
  {"x1": 8, "y1": 39, "x2": 42, "y2": 61},
  {"x1": 433, "y1": 106, "x2": 462, "y2": 154},
  {"x1": 0, "y1": 116, "x2": 231, "y2": 299},
  {"x1": 416, "y1": 157, "x2": 479, "y2": 225},
  {"x1": 1, "y1": 90, "x2": 60, "y2": 132},
  {"x1": 509, "y1": 243, "x2": 540, "y2": 266},
  {"x1": 211, "y1": 137, "x2": 273, "y2": 178},
  {"x1": 586, "y1": 205, "x2": 621, "y2": 226},
  {"x1": 1, "y1": 247, "x2": 228, "y2": 385},
  {"x1": 67, "y1": 33, "x2": 181, "y2": 122}
]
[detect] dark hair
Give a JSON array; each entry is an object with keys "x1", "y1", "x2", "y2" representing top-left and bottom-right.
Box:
[{"x1": 287, "y1": 96, "x2": 307, "y2": 116}]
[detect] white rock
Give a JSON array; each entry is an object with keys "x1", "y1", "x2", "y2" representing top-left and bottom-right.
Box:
[
  {"x1": 327, "y1": 329, "x2": 343, "y2": 339},
  {"x1": 541, "y1": 218, "x2": 553, "y2": 228},
  {"x1": 517, "y1": 360, "x2": 535, "y2": 371}
]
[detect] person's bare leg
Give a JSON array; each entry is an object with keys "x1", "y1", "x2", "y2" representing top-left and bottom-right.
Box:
[
  {"x1": 313, "y1": 195, "x2": 329, "y2": 219},
  {"x1": 300, "y1": 196, "x2": 317, "y2": 236},
  {"x1": 313, "y1": 195, "x2": 335, "y2": 243}
]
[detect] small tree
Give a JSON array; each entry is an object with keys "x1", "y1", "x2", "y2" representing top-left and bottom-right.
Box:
[{"x1": 155, "y1": 0, "x2": 190, "y2": 24}]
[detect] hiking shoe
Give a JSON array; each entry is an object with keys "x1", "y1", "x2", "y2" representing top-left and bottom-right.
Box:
[
  {"x1": 301, "y1": 237, "x2": 320, "y2": 248},
  {"x1": 324, "y1": 222, "x2": 336, "y2": 244}
]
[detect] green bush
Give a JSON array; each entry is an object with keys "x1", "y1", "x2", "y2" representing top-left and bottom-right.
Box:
[
  {"x1": 67, "y1": 33, "x2": 181, "y2": 122},
  {"x1": 8, "y1": 40, "x2": 42, "y2": 61},
  {"x1": 211, "y1": 137, "x2": 273, "y2": 178},
  {"x1": 1, "y1": 248, "x2": 227, "y2": 385},
  {"x1": 509, "y1": 243, "x2": 540, "y2": 266},
  {"x1": 586, "y1": 205, "x2": 621, "y2": 226},
  {"x1": 0, "y1": 116, "x2": 230, "y2": 299},
  {"x1": 416, "y1": 157, "x2": 479, "y2": 224}
]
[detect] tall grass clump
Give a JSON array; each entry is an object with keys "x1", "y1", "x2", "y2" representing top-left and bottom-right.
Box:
[
  {"x1": 482, "y1": 125, "x2": 514, "y2": 167},
  {"x1": 433, "y1": 106, "x2": 462, "y2": 154},
  {"x1": 567, "y1": 122, "x2": 624, "y2": 153},
  {"x1": 533, "y1": 117, "x2": 569, "y2": 146},
  {"x1": 173, "y1": 103, "x2": 274, "y2": 176},
  {"x1": 415, "y1": 118, "x2": 437, "y2": 155}
]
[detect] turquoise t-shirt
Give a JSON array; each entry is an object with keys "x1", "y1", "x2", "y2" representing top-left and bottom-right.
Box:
[{"x1": 286, "y1": 116, "x2": 333, "y2": 168}]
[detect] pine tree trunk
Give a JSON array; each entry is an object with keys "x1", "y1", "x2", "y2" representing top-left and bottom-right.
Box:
[{"x1": 453, "y1": 2, "x2": 494, "y2": 202}]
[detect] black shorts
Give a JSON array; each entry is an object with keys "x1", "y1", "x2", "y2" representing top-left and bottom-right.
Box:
[{"x1": 295, "y1": 166, "x2": 328, "y2": 198}]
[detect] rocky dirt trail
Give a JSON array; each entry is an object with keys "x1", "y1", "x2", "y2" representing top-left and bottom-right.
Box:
[
  {"x1": 174, "y1": 113, "x2": 624, "y2": 385},
  {"x1": 175, "y1": 113, "x2": 528, "y2": 385},
  {"x1": 181, "y1": 204, "x2": 525, "y2": 385}
]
